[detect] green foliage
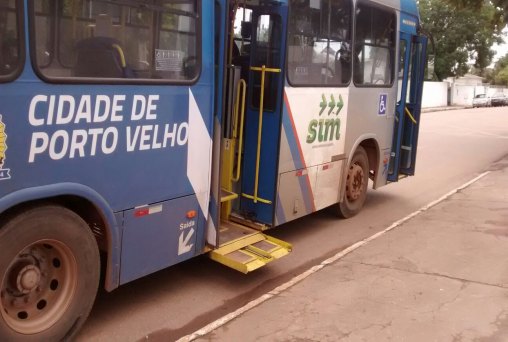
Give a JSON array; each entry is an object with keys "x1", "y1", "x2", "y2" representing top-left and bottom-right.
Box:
[
  {"x1": 419, "y1": 0, "x2": 505, "y2": 81},
  {"x1": 445, "y1": 0, "x2": 507, "y2": 24},
  {"x1": 490, "y1": 54, "x2": 508, "y2": 85}
]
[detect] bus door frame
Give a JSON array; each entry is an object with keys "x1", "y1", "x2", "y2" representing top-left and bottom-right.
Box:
[
  {"x1": 388, "y1": 32, "x2": 427, "y2": 181},
  {"x1": 239, "y1": 4, "x2": 288, "y2": 225}
]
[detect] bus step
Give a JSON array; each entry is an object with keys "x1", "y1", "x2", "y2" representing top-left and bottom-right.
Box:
[
  {"x1": 229, "y1": 212, "x2": 268, "y2": 231},
  {"x1": 209, "y1": 233, "x2": 292, "y2": 274}
]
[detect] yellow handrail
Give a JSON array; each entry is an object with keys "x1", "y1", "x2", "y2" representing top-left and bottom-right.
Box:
[
  {"x1": 405, "y1": 107, "x2": 417, "y2": 124},
  {"x1": 242, "y1": 65, "x2": 281, "y2": 204},
  {"x1": 250, "y1": 66, "x2": 282, "y2": 73},
  {"x1": 112, "y1": 44, "x2": 127, "y2": 68},
  {"x1": 232, "y1": 79, "x2": 247, "y2": 182}
]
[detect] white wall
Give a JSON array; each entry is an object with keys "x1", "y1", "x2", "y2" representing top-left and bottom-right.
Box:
[
  {"x1": 488, "y1": 86, "x2": 508, "y2": 96},
  {"x1": 419, "y1": 81, "x2": 508, "y2": 108},
  {"x1": 421, "y1": 82, "x2": 448, "y2": 108},
  {"x1": 450, "y1": 85, "x2": 508, "y2": 106},
  {"x1": 452, "y1": 85, "x2": 475, "y2": 106}
]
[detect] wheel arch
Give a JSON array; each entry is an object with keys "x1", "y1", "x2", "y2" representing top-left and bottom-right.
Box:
[
  {"x1": 0, "y1": 183, "x2": 121, "y2": 292},
  {"x1": 345, "y1": 135, "x2": 381, "y2": 187}
]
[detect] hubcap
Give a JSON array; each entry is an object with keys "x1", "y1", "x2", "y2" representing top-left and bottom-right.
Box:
[
  {"x1": 16, "y1": 265, "x2": 41, "y2": 294},
  {"x1": 1, "y1": 240, "x2": 77, "y2": 335},
  {"x1": 346, "y1": 163, "x2": 365, "y2": 201}
]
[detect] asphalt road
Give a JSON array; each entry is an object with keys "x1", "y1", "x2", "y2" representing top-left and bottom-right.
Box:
[{"x1": 77, "y1": 106, "x2": 508, "y2": 342}]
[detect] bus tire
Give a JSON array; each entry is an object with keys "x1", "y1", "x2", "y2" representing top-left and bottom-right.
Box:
[
  {"x1": 0, "y1": 206, "x2": 100, "y2": 341},
  {"x1": 337, "y1": 146, "x2": 369, "y2": 218}
]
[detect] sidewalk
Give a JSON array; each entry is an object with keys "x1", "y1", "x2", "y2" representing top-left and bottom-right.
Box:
[
  {"x1": 422, "y1": 105, "x2": 468, "y2": 113},
  {"x1": 190, "y1": 157, "x2": 508, "y2": 342}
]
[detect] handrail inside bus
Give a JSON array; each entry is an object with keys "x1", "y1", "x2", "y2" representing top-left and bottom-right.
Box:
[
  {"x1": 111, "y1": 44, "x2": 127, "y2": 68},
  {"x1": 232, "y1": 79, "x2": 247, "y2": 182},
  {"x1": 242, "y1": 65, "x2": 281, "y2": 205},
  {"x1": 404, "y1": 106, "x2": 417, "y2": 124}
]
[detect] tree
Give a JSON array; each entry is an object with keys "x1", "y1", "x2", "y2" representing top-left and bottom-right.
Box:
[
  {"x1": 419, "y1": 0, "x2": 504, "y2": 81},
  {"x1": 445, "y1": 0, "x2": 507, "y2": 24},
  {"x1": 489, "y1": 53, "x2": 508, "y2": 85}
]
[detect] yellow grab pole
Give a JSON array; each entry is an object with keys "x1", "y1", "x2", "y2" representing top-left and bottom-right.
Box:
[
  {"x1": 232, "y1": 79, "x2": 246, "y2": 182},
  {"x1": 250, "y1": 66, "x2": 281, "y2": 73},
  {"x1": 241, "y1": 66, "x2": 280, "y2": 204},
  {"x1": 252, "y1": 65, "x2": 267, "y2": 203},
  {"x1": 405, "y1": 107, "x2": 417, "y2": 124}
]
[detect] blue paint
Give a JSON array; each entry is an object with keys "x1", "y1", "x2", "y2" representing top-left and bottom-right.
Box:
[
  {"x1": 281, "y1": 102, "x2": 314, "y2": 214},
  {"x1": 400, "y1": 12, "x2": 419, "y2": 35},
  {"x1": 275, "y1": 194, "x2": 287, "y2": 225},
  {"x1": 0, "y1": 1, "x2": 216, "y2": 290},
  {"x1": 281, "y1": 102, "x2": 304, "y2": 170},
  {"x1": 378, "y1": 94, "x2": 388, "y2": 115},
  {"x1": 400, "y1": 0, "x2": 419, "y2": 17},
  {"x1": 240, "y1": 5, "x2": 289, "y2": 225},
  {"x1": 297, "y1": 173, "x2": 314, "y2": 214},
  {"x1": 120, "y1": 195, "x2": 199, "y2": 284},
  {"x1": 389, "y1": 29, "x2": 428, "y2": 181},
  {"x1": 400, "y1": 0, "x2": 420, "y2": 34}
]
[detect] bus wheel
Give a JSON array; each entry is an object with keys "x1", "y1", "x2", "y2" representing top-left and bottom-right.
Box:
[
  {"x1": 337, "y1": 146, "x2": 369, "y2": 218},
  {"x1": 0, "y1": 206, "x2": 100, "y2": 341}
]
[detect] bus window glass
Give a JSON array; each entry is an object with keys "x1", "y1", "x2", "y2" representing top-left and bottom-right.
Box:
[
  {"x1": 354, "y1": 3, "x2": 395, "y2": 86},
  {"x1": 233, "y1": 8, "x2": 253, "y2": 56},
  {"x1": 287, "y1": 0, "x2": 352, "y2": 86},
  {"x1": 0, "y1": 0, "x2": 21, "y2": 78},
  {"x1": 397, "y1": 40, "x2": 407, "y2": 102},
  {"x1": 251, "y1": 14, "x2": 282, "y2": 111},
  {"x1": 33, "y1": 2, "x2": 53, "y2": 69},
  {"x1": 31, "y1": 0, "x2": 199, "y2": 82}
]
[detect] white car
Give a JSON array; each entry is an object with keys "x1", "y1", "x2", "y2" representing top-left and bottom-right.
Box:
[{"x1": 472, "y1": 94, "x2": 490, "y2": 108}]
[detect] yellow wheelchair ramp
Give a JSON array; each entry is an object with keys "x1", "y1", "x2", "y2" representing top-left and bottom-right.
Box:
[{"x1": 209, "y1": 222, "x2": 292, "y2": 274}]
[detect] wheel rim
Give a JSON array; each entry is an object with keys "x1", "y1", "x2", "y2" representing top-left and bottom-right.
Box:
[
  {"x1": 345, "y1": 162, "x2": 365, "y2": 202},
  {"x1": 1, "y1": 239, "x2": 77, "y2": 334}
]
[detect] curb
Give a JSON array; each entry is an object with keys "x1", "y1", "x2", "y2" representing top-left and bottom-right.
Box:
[{"x1": 422, "y1": 106, "x2": 467, "y2": 113}]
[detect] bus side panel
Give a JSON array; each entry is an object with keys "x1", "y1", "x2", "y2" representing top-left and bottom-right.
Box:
[
  {"x1": 0, "y1": 84, "x2": 211, "y2": 206},
  {"x1": 0, "y1": 2, "x2": 215, "y2": 288},
  {"x1": 120, "y1": 194, "x2": 201, "y2": 285},
  {"x1": 344, "y1": 85, "x2": 396, "y2": 187},
  {"x1": 0, "y1": 0, "x2": 216, "y2": 214},
  {"x1": 275, "y1": 88, "x2": 349, "y2": 225}
]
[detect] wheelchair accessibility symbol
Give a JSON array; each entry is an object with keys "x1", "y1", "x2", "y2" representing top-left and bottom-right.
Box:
[{"x1": 378, "y1": 94, "x2": 387, "y2": 115}]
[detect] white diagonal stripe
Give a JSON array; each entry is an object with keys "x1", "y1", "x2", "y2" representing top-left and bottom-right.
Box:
[{"x1": 187, "y1": 89, "x2": 212, "y2": 218}]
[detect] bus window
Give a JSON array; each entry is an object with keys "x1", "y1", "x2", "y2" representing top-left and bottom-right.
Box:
[
  {"x1": 251, "y1": 14, "x2": 282, "y2": 111},
  {"x1": 287, "y1": 0, "x2": 352, "y2": 87},
  {"x1": 397, "y1": 39, "x2": 407, "y2": 102},
  {"x1": 354, "y1": 2, "x2": 395, "y2": 87},
  {"x1": 0, "y1": 0, "x2": 22, "y2": 80},
  {"x1": 233, "y1": 8, "x2": 253, "y2": 56},
  {"x1": 30, "y1": 0, "x2": 200, "y2": 82}
]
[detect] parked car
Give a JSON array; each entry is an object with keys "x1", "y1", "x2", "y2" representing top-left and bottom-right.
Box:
[
  {"x1": 490, "y1": 93, "x2": 508, "y2": 107},
  {"x1": 472, "y1": 94, "x2": 490, "y2": 108}
]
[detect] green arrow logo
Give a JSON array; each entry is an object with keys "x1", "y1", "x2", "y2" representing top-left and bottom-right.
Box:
[
  {"x1": 328, "y1": 94, "x2": 336, "y2": 115},
  {"x1": 336, "y1": 94, "x2": 344, "y2": 115},
  {"x1": 319, "y1": 94, "x2": 327, "y2": 116}
]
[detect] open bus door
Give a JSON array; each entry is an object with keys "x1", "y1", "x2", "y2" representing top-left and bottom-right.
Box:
[
  {"x1": 209, "y1": 2, "x2": 292, "y2": 273},
  {"x1": 239, "y1": 6, "x2": 288, "y2": 225},
  {"x1": 388, "y1": 32, "x2": 427, "y2": 182}
]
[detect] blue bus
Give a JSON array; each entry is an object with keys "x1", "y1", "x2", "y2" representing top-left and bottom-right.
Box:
[{"x1": 0, "y1": 0, "x2": 426, "y2": 339}]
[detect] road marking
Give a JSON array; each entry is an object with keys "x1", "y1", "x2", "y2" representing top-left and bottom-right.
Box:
[{"x1": 177, "y1": 171, "x2": 491, "y2": 342}]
